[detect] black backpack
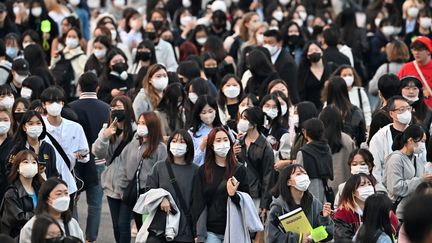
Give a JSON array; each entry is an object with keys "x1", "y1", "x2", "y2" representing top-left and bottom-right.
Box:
[{"x1": 51, "y1": 53, "x2": 83, "y2": 99}]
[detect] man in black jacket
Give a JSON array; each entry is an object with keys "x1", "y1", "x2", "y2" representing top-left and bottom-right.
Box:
[
  {"x1": 69, "y1": 72, "x2": 110, "y2": 243},
  {"x1": 322, "y1": 27, "x2": 351, "y2": 73},
  {"x1": 263, "y1": 29, "x2": 300, "y2": 104}
]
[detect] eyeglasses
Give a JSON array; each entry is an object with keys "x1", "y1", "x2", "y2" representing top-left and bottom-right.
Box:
[{"x1": 392, "y1": 106, "x2": 412, "y2": 113}]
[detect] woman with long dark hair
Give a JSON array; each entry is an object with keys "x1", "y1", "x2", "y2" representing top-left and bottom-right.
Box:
[
  {"x1": 188, "y1": 95, "x2": 223, "y2": 166},
  {"x1": 184, "y1": 78, "x2": 210, "y2": 128},
  {"x1": 145, "y1": 129, "x2": 198, "y2": 242},
  {"x1": 319, "y1": 106, "x2": 355, "y2": 192},
  {"x1": 84, "y1": 35, "x2": 113, "y2": 78},
  {"x1": 191, "y1": 127, "x2": 249, "y2": 242},
  {"x1": 298, "y1": 41, "x2": 331, "y2": 111},
  {"x1": 217, "y1": 74, "x2": 243, "y2": 130},
  {"x1": 290, "y1": 101, "x2": 318, "y2": 161},
  {"x1": 129, "y1": 40, "x2": 157, "y2": 75},
  {"x1": 355, "y1": 194, "x2": 396, "y2": 243},
  {"x1": 155, "y1": 83, "x2": 186, "y2": 137},
  {"x1": 265, "y1": 164, "x2": 334, "y2": 242},
  {"x1": 325, "y1": 76, "x2": 366, "y2": 147},
  {"x1": 259, "y1": 94, "x2": 288, "y2": 146},
  {"x1": 23, "y1": 44, "x2": 55, "y2": 89}
]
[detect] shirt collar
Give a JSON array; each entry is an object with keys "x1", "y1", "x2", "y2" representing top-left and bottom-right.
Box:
[
  {"x1": 271, "y1": 48, "x2": 282, "y2": 64},
  {"x1": 79, "y1": 92, "x2": 98, "y2": 99}
]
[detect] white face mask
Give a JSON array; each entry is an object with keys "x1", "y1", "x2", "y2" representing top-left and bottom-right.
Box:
[
  {"x1": 170, "y1": 142, "x2": 187, "y2": 157},
  {"x1": 263, "y1": 108, "x2": 278, "y2": 119},
  {"x1": 343, "y1": 76, "x2": 354, "y2": 87},
  {"x1": 50, "y1": 196, "x2": 70, "y2": 212},
  {"x1": 293, "y1": 174, "x2": 310, "y2": 192},
  {"x1": 273, "y1": 11, "x2": 284, "y2": 22},
  {"x1": 357, "y1": 185, "x2": 374, "y2": 202},
  {"x1": 94, "y1": 49, "x2": 107, "y2": 59},
  {"x1": 46, "y1": 102, "x2": 63, "y2": 117},
  {"x1": 110, "y1": 30, "x2": 118, "y2": 41},
  {"x1": 21, "y1": 87, "x2": 32, "y2": 99},
  {"x1": 397, "y1": 110, "x2": 412, "y2": 125},
  {"x1": 0, "y1": 121, "x2": 10, "y2": 134},
  {"x1": 31, "y1": 7, "x2": 42, "y2": 17},
  {"x1": 403, "y1": 95, "x2": 419, "y2": 104},
  {"x1": 298, "y1": 11, "x2": 307, "y2": 21},
  {"x1": 292, "y1": 114, "x2": 299, "y2": 127},
  {"x1": 69, "y1": 0, "x2": 80, "y2": 6},
  {"x1": 0, "y1": 96, "x2": 14, "y2": 110},
  {"x1": 152, "y1": 77, "x2": 169, "y2": 91},
  {"x1": 213, "y1": 141, "x2": 231, "y2": 157},
  {"x1": 65, "y1": 38, "x2": 79, "y2": 49},
  {"x1": 420, "y1": 17, "x2": 432, "y2": 29},
  {"x1": 351, "y1": 165, "x2": 369, "y2": 175},
  {"x1": 26, "y1": 125, "x2": 43, "y2": 139},
  {"x1": 136, "y1": 124, "x2": 148, "y2": 137},
  {"x1": 256, "y1": 34, "x2": 264, "y2": 45},
  {"x1": 414, "y1": 142, "x2": 426, "y2": 154},
  {"x1": 237, "y1": 118, "x2": 251, "y2": 133},
  {"x1": 263, "y1": 44, "x2": 279, "y2": 56},
  {"x1": 196, "y1": 37, "x2": 207, "y2": 45},
  {"x1": 223, "y1": 86, "x2": 240, "y2": 98},
  {"x1": 382, "y1": 26, "x2": 394, "y2": 37},
  {"x1": 19, "y1": 163, "x2": 38, "y2": 178},
  {"x1": 200, "y1": 111, "x2": 216, "y2": 125},
  {"x1": 15, "y1": 74, "x2": 27, "y2": 85},
  {"x1": 407, "y1": 7, "x2": 419, "y2": 18},
  {"x1": 281, "y1": 104, "x2": 288, "y2": 116},
  {"x1": 113, "y1": 0, "x2": 126, "y2": 7},
  {"x1": 375, "y1": 18, "x2": 382, "y2": 28},
  {"x1": 180, "y1": 15, "x2": 193, "y2": 27},
  {"x1": 182, "y1": 0, "x2": 191, "y2": 7},
  {"x1": 188, "y1": 92, "x2": 199, "y2": 104}
]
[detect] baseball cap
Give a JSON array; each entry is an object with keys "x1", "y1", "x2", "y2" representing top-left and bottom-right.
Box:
[{"x1": 12, "y1": 59, "x2": 30, "y2": 76}]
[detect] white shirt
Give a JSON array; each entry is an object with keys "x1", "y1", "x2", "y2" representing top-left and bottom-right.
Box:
[
  {"x1": 155, "y1": 39, "x2": 178, "y2": 72},
  {"x1": 270, "y1": 48, "x2": 282, "y2": 64},
  {"x1": 43, "y1": 116, "x2": 89, "y2": 193}
]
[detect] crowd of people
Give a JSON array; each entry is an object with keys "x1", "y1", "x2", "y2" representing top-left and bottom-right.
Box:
[{"x1": 0, "y1": 0, "x2": 432, "y2": 243}]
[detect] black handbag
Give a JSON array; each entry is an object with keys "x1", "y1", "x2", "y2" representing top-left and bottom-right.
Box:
[
  {"x1": 322, "y1": 178, "x2": 335, "y2": 206},
  {"x1": 122, "y1": 158, "x2": 144, "y2": 208}
]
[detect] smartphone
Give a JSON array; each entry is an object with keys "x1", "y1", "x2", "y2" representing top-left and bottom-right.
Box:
[
  {"x1": 119, "y1": 87, "x2": 127, "y2": 91},
  {"x1": 231, "y1": 176, "x2": 238, "y2": 185},
  {"x1": 75, "y1": 149, "x2": 89, "y2": 157},
  {"x1": 170, "y1": 207, "x2": 178, "y2": 215}
]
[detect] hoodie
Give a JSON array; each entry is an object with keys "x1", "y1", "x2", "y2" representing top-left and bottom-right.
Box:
[{"x1": 300, "y1": 141, "x2": 333, "y2": 180}]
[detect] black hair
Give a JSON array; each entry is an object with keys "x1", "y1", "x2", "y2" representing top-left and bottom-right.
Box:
[
  {"x1": 303, "y1": 118, "x2": 324, "y2": 141},
  {"x1": 20, "y1": 29, "x2": 41, "y2": 47},
  {"x1": 190, "y1": 24, "x2": 209, "y2": 48},
  {"x1": 12, "y1": 110, "x2": 47, "y2": 145},
  {"x1": 399, "y1": 76, "x2": 428, "y2": 122},
  {"x1": 190, "y1": 95, "x2": 222, "y2": 136},
  {"x1": 22, "y1": 75, "x2": 45, "y2": 101},
  {"x1": 23, "y1": 44, "x2": 49, "y2": 76},
  {"x1": 319, "y1": 105, "x2": 343, "y2": 153},
  {"x1": 177, "y1": 60, "x2": 201, "y2": 83},
  {"x1": 259, "y1": 93, "x2": 283, "y2": 137},
  {"x1": 0, "y1": 84, "x2": 13, "y2": 96},
  {"x1": 94, "y1": 35, "x2": 112, "y2": 50},
  {"x1": 272, "y1": 164, "x2": 313, "y2": 215},
  {"x1": 0, "y1": 39, "x2": 5, "y2": 57},
  {"x1": 0, "y1": 234, "x2": 14, "y2": 243},
  {"x1": 243, "y1": 106, "x2": 266, "y2": 134},
  {"x1": 217, "y1": 74, "x2": 243, "y2": 111},
  {"x1": 35, "y1": 177, "x2": 72, "y2": 223},
  {"x1": 202, "y1": 35, "x2": 226, "y2": 63},
  {"x1": 272, "y1": 90, "x2": 290, "y2": 129},
  {"x1": 323, "y1": 27, "x2": 340, "y2": 47},
  {"x1": 156, "y1": 83, "x2": 185, "y2": 132},
  {"x1": 296, "y1": 101, "x2": 318, "y2": 130},
  {"x1": 386, "y1": 95, "x2": 408, "y2": 112},
  {"x1": 135, "y1": 39, "x2": 157, "y2": 64},
  {"x1": 40, "y1": 86, "x2": 66, "y2": 103},
  {"x1": 415, "y1": 181, "x2": 432, "y2": 194},
  {"x1": 31, "y1": 213, "x2": 63, "y2": 243},
  {"x1": 11, "y1": 97, "x2": 30, "y2": 131},
  {"x1": 281, "y1": 21, "x2": 306, "y2": 48},
  {"x1": 347, "y1": 148, "x2": 375, "y2": 173},
  {"x1": 378, "y1": 74, "x2": 400, "y2": 100},
  {"x1": 404, "y1": 194, "x2": 432, "y2": 243},
  {"x1": 78, "y1": 72, "x2": 98, "y2": 92},
  {"x1": 326, "y1": 76, "x2": 352, "y2": 120},
  {"x1": 263, "y1": 29, "x2": 282, "y2": 42},
  {"x1": 356, "y1": 194, "x2": 394, "y2": 243},
  {"x1": 166, "y1": 129, "x2": 194, "y2": 165},
  {"x1": 246, "y1": 48, "x2": 276, "y2": 76},
  {"x1": 392, "y1": 124, "x2": 425, "y2": 151}
]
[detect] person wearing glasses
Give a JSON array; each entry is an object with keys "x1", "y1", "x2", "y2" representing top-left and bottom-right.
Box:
[{"x1": 369, "y1": 96, "x2": 419, "y2": 193}]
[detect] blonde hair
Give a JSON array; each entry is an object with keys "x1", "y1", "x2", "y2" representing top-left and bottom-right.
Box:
[
  {"x1": 386, "y1": 40, "x2": 410, "y2": 62},
  {"x1": 239, "y1": 12, "x2": 259, "y2": 41}
]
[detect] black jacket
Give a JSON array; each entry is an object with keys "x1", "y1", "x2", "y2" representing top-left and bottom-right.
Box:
[
  {"x1": 323, "y1": 46, "x2": 351, "y2": 74},
  {"x1": 0, "y1": 180, "x2": 39, "y2": 238},
  {"x1": 300, "y1": 140, "x2": 333, "y2": 180},
  {"x1": 274, "y1": 48, "x2": 300, "y2": 104},
  {"x1": 237, "y1": 135, "x2": 274, "y2": 209},
  {"x1": 0, "y1": 138, "x2": 12, "y2": 202},
  {"x1": 98, "y1": 73, "x2": 133, "y2": 104},
  {"x1": 343, "y1": 106, "x2": 367, "y2": 147},
  {"x1": 245, "y1": 71, "x2": 280, "y2": 100}
]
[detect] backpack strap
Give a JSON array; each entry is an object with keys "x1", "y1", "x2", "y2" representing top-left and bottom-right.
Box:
[{"x1": 46, "y1": 133, "x2": 71, "y2": 169}]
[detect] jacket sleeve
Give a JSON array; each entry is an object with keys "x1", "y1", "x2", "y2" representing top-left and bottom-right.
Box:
[
  {"x1": 264, "y1": 204, "x2": 298, "y2": 243},
  {"x1": 145, "y1": 163, "x2": 160, "y2": 191},
  {"x1": 370, "y1": 132, "x2": 385, "y2": 189},
  {"x1": 116, "y1": 144, "x2": 132, "y2": 196},
  {"x1": 0, "y1": 189, "x2": 32, "y2": 235},
  {"x1": 260, "y1": 143, "x2": 275, "y2": 209},
  {"x1": 334, "y1": 218, "x2": 355, "y2": 241},
  {"x1": 91, "y1": 126, "x2": 110, "y2": 160},
  {"x1": 385, "y1": 154, "x2": 422, "y2": 198}
]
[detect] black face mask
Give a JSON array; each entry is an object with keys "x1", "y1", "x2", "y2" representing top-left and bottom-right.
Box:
[
  {"x1": 45, "y1": 237, "x2": 64, "y2": 243},
  {"x1": 112, "y1": 62, "x2": 128, "y2": 73},
  {"x1": 308, "y1": 52, "x2": 321, "y2": 63},
  {"x1": 204, "y1": 67, "x2": 217, "y2": 77},
  {"x1": 212, "y1": 20, "x2": 225, "y2": 29},
  {"x1": 111, "y1": 109, "x2": 126, "y2": 122},
  {"x1": 146, "y1": 31, "x2": 157, "y2": 41},
  {"x1": 152, "y1": 21, "x2": 163, "y2": 30},
  {"x1": 136, "y1": 51, "x2": 151, "y2": 61},
  {"x1": 14, "y1": 112, "x2": 24, "y2": 123},
  {"x1": 287, "y1": 34, "x2": 300, "y2": 45},
  {"x1": 115, "y1": 127, "x2": 123, "y2": 136}
]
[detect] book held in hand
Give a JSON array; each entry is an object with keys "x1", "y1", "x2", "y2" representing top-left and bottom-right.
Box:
[{"x1": 278, "y1": 207, "x2": 313, "y2": 234}]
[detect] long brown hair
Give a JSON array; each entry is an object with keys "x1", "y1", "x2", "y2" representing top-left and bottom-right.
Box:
[
  {"x1": 203, "y1": 127, "x2": 238, "y2": 184},
  {"x1": 139, "y1": 112, "x2": 163, "y2": 159},
  {"x1": 338, "y1": 173, "x2": 375, "y2": 211},
  {"x1": 239, "y1": 12, "x2": 258, "y2": 41},
  {"x1": 8, "y1": 150, "x2": 44, "y2": 186},
  {"x1": 142, "y1": 64, "x2": 167, "y2": 109},
  {"x1": 109, "y1": 95, "x2": 135, "y2": 144}
]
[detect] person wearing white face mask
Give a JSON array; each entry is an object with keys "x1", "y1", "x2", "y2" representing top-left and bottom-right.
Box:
[
  {"x1": 115, "y1": 112, "x2": 167, "y2": 234},
  {"x1": 8, "y1": 110, "x2": 59, "y2": 180},
  {"x1": 189, "y1": 95, "x2": 225, "y2": 166},
  {"x1": 19, "y1": 177, "x2": 85, "y2": 243},
  {"x1": 370, "y1": 96, "x2": 422, "y2": 193},
  {"x1": 217, "y1": 75, "x2": 243, "y2": 128},
  {"x1": 260, "y1": 94, "x2": 288, "y2": 148},
  {"x1": 404, "y1": 10, "x2": 432, "y2": 47},
  {"x1": 84, "y1": 36, "x2": 112, "y2": 78},
  {"x1": 334, "y1": 174, "x2": 398, "y2": 241},
  {"x1": 0, "y1": 85, "x2": 15, "y2": 111},
  {"x1": 265, "y1": 164, "x2": 334, "y2": 243},
  {"x1": 132, "y1": 64, "x2": 168, "y2": 118},
  {"x1": 8, "y1": 59, "x2": 30, "y2": 98},
  {"x1": 0, "y1": 150, "x2": 44, "y2": 238},
  {"x1": 191, "y1": 127, "x2": 249, "y2": 243},
  {"x1": 334, "y1": 149, "x2": 375, "y2": 209},
  {"x1": 0, "y1": 107, "x2": 13, "y2": 201},
  {"x1": 145, "y1": 130, "x2": 198, "y2": 242},
  {"x1": 384, "y1": 124, "x2": 432, "y2": 220},
  {"x1": 403, "y1": 2, "x2": 421, "y2": 34}
]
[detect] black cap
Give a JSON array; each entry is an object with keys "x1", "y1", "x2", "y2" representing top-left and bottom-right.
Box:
[
  {"x1": 12, "y1": 58, "x2": 30, "y2": 76},
  {"x1": 0, "y1": 3, "x2": 6, "y2": 12}
]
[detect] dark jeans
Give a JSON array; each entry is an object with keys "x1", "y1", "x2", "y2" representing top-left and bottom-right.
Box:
[
  {"x1": 107, "y1": 197, "x2": 132, "y2": 243},
  {"x1": 84, "y1": 164, "x2": 105, "y2": 242}
]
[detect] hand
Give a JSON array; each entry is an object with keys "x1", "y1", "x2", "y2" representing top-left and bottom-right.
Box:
[
  {"x1": 102, "y1": 123, "x2": 117, "y2": 139},
  {"x1": 422, "y1": 173, "x2": 432, "y2": 181},
  {"x1": 224, "y1": 55, "x2": 234, "y2": 65},
  {"x1": 259, "y1": 208, "x2": 267, "y2": 223},
  {"x1": 199, "y1": 136, "x2": 207, "y2": 152},
  {"x1": 233, "y1": 142, "x2": 241, "y2": 155},
  {"x1": 237, "y1": 131, "x2": 245, "y2": 140},
  {"x1": 111, "y1": 89, "x2": 124, "y2": 97},
  {"x1": 160, "y1": 197, "x2": 171, "y2": 214},
  {"x1": 194, "y1": 237, "x2": 198, "y2": 243},
  {"x1": 227, "y1": 177, "x2": 239, "y2": 196},
  {"x1": 302, "y1": 233, "x2": 311, "y2": 243},
  {"x1": 274, "y1": 160, "x2": 291, "y2": 171},
  {"x1": 322, "y1": 202, "x2": 332, "y2": 217},
  {"x1": 75, "y1": 152, "x2": 84, "y2": 160}
]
